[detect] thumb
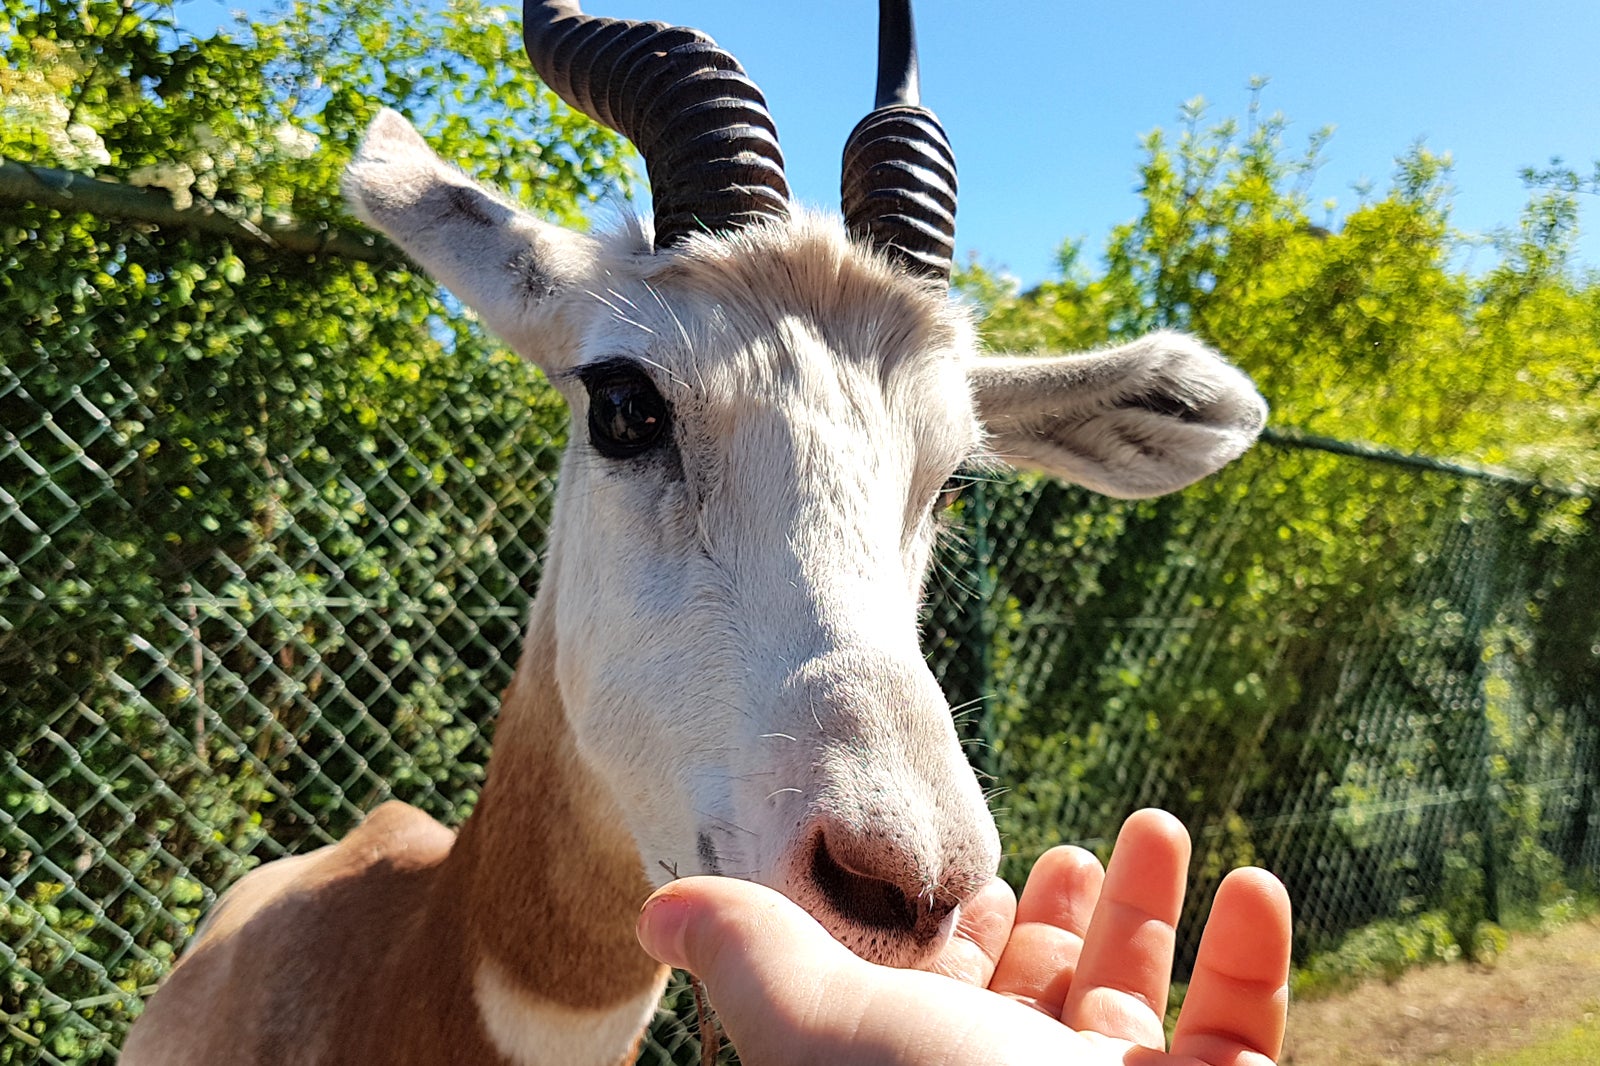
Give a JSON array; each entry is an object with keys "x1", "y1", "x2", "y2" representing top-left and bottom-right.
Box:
[
  {"x1": 638, "y1": 878, "x2": 1069, "y2": 1066},
  {"x1": 637, "y1": 877, "x2": 865, "y2": 1064}
]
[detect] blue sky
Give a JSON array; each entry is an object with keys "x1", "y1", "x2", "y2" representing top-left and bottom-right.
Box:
[{"x1": 181, "y1": 0, "x2": 1600, "y2": 285}]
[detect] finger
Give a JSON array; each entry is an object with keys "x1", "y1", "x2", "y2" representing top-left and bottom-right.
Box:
[
  {"x1": 1170, "y1": 868, "x2": 1293, "y2": 1066},
  {"x1": 933, "y1": 876, "x2": 1017, "y2": 988},
  {"x1": 637, "y1": 876, "x2": 864, "y2": 1064},
  {"x1": 987, "y1": 846, "x2": 1105, "y2": 1016},
  {"x1": 1060, "y1": 808, "x2": 1190, "y2": 1047},
  {"x1": 1014, "y1": 846, "x2": 1105, "y2": 929}
]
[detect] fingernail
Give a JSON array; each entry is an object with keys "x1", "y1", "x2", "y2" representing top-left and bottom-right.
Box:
[{"x1": 637, "y1": 889, "x2": 692, "y2": 969}]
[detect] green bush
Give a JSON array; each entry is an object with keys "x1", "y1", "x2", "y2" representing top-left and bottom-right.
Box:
[{"x1": 1292, "y1": 910, "x2": 1467, "y2": 997}]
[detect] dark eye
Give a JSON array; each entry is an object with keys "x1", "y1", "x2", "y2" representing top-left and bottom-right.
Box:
[{"x1": 582, "y1": 363, "x2": 671, "y2": 459}]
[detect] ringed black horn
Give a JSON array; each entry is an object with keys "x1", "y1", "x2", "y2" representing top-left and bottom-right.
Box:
[
  {"x1": 841, "y1": 0, "x2": 958, "y2": 283},
  {"x1": 522, "y1": 0, "x2": 791, "y2": 248}
]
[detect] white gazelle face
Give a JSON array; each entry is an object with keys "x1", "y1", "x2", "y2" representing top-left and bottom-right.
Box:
[
  {"x1": 344, "y1": 109, "x2": 1267, "y2": 967},
  {"x1": 538, "y1": 224, "x2": 1000, "y2": 964}
]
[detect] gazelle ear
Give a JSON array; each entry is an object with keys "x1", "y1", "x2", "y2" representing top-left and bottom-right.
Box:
[
  {"x1": 968, "y1": 331, "x2": 1267, "y2": 499},
  {"x1": 343, "y1": 109, "x2": 600, "y2": 371}
]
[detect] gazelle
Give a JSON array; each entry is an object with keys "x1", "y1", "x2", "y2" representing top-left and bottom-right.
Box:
[{"x1": 122, "y1": 1, "x2": 1267, "y2": 1063}]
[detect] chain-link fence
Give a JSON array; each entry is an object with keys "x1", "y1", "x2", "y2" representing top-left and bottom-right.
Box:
[
  {"x1": 4, "y1": 183, "x2": 1597, "y2": 1064},
  {"x1": 930, "y1": 442, "x2": 1598, "y2": 981}
]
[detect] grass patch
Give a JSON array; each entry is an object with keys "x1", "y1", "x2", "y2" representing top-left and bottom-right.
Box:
[{"x1": 1472, "y1": 1014, "x2": 1600, "y2": 1066}]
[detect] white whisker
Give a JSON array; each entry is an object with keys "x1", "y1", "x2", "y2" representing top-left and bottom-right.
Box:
[
  {"x1": 584, "y1": 287, "x2": 657, "y2": 339},
  {"x1": 643, "y1": 278, "x2": 701, "y2": 390},
  {"x1": 696, "y1": 812, "x2": 756, "y2": 837}
]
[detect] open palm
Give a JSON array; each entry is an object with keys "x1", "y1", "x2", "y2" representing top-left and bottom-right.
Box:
[{"x1": 637, "y1": 808, "x2": 1291, "y2": 1065}]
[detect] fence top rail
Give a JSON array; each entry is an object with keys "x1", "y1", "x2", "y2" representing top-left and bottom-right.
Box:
[
  {"x1": 1262, "y1": 429, "x2": 1593, "y2": 499},
  {"x1": 0, "y1": 157, "x2": 398, "y2": 265}
]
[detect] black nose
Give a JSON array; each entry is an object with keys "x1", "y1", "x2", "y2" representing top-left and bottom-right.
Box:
[{"x1": 808, "y1": 829, "x2": 958, "y2": 939}]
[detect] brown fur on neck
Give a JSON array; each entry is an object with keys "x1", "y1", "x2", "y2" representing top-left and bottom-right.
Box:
[{"x1": 450, "y1": 602, "x2": 665, "y2": 1008}]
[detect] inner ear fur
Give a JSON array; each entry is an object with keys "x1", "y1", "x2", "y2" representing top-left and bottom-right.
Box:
[
  {"x1": 343, "y1": 109, "x2": 600, "y2": 370},
  {"x1": 968, "y1": 331, "x2": 1268, "y2": 499}
]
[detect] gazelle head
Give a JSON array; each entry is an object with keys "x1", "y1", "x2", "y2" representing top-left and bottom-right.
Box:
[{"x1": 344, "y1": 0, "x2": 1266, "y2": 968}]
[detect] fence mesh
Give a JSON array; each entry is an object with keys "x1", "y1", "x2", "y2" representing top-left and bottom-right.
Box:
[
  {"x1": 3, "y1": 193, "x2": 1597, "y2": 1064},
  {"x1": 930, "y1": 448, "x2": 1598, "y2": 979}
]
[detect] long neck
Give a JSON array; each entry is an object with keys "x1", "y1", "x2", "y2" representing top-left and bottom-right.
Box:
[{"x1": 438, "y1": 594, "x2": 668, "y2": 1063}]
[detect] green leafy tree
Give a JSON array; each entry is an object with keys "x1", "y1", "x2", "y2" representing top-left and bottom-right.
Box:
[
  {"x1": 960, "y1": 91, "x2": 1600, "y2": 482},
  {"x1": 946, "y1": 93, "x2": 1597, "y2": 967},
  {"x1": 2, "y1": 1, "x2": 631, "y2": 1059}
]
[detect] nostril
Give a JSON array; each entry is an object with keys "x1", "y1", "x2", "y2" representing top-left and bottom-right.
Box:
[
  {"x1": 809, "y1": 832, "x2": 954, "y2": 936},
  {"x1": 810, "y1": 832, "x2": 915, "y2": 931}
]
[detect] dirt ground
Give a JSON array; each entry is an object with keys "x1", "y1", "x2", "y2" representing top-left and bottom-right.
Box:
[{"x1": 1281, "y1": 917, "x2": 1600, "y2": 1066}]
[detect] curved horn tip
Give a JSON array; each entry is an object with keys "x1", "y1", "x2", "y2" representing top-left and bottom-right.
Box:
[
  {"x1": 874, "y1": 0, "x2": 922, "y2": 108},
  {"x1": 842, "y1": 0, "x2": 956, "y2": 283},
  {"x1": 521, "y1": 0, "x2": 791, "y2": 249}
]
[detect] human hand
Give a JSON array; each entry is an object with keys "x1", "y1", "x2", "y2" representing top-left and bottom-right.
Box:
[{"x1": 635, "y1": 809, "x2": 1291, "y2": 1065}]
